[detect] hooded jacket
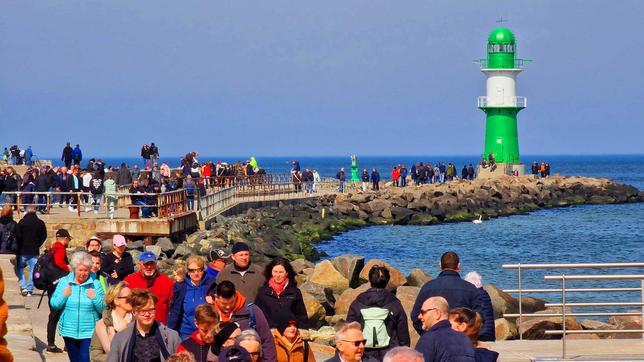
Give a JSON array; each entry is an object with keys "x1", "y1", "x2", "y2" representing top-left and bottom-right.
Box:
[
  {"x1": 50, "y1": 272, "x2": 105, "y2": 339},
  {"x1": 167, "y1": 273, "x2": 217, "y2": 336},
  {"x1": 214, "y1": 291, "x2": 277, "y2": 362},
  {"x1": 124, "y1": 271, "x2": 174, "y2": 324},
  {"x1": 273, "y1": 329, "x2": 316, "y2": 362},
  {"x1": 15, "y1": 212, "x2": 47, "y2": 256},
  {"x1": 346, "y1": 287, "x2": 410, "y2": 359}
]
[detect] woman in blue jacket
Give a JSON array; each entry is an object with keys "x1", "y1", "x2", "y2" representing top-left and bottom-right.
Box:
[
  {"x1": 168, "y1": 255, "x2": 217, "y2": 340},
  {"x1": 50, "y1": 251, "x2": 105, "y2": 362}
]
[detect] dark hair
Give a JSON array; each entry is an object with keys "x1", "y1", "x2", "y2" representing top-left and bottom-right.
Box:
[
  {"x1": 89, "y1": 251, "x2": 101, "y2": 258},
  {"x1": 263, "y1": 257, "x2": 297, "y2": 286},
  {"x1": 368, "y1": 265, "x2": 390, "y2": 289},
  {"x1": 216, "y1": 280, "x2": 236, "y2": 299},
  {"x1": 448, "y1": 307, "x2": 482, "y2": 345},
  {"x1": 440, "y1": 251, "x2": 460, "y2": 270},
  {"x1": 128, "y1": 289, "x2": 158, "y2": 310}
]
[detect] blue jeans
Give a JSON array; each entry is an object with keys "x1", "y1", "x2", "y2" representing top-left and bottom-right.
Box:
[
  {"x1": 306, "y1": 181, "x2": 313, "y2": 193},
  {"x1": 17, "y1": 255, "x2": 38, "y2": 292},
  {"x1": 91, "y1": 194, "x2": 102, "y2": 211},
  {"x1": 186, "y1": 196, "x2": 194, "y2": 211},
  {"x1": 338, "y1": 181, "x2": 345, "y2": 193},
  {"x1": 63, "y1": 337, "x2": 91, "y2": 362},
  {"x1": 135, "y1": 200, "x2": 152, "y2": 218}
]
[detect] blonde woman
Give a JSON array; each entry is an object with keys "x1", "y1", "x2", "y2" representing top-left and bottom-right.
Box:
[
  {"x1": 89, "y1": 282, "x2": 133, "y2": 362},
  {"x1": 168, "y1": 256, "x2": 217, "y2": 339}
]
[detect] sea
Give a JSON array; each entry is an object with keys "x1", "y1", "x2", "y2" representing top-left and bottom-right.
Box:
[{"x1": 48, "y1": 154, "x2": 644, "y2": 306}]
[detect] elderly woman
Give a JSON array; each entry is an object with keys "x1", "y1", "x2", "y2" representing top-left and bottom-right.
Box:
[
  {"x1": 273, "y1": 312, "x2": 316, "y2": 362},
  {"x1": 50, "y1": 251, "x2": 105, "y2": 362},
  {"x1": 168, "y1": 255, "x2": 217, "y2": 340},
  {"x1": 254, "y1": 257, "x2": 308, "y2": 329},
  {"x1": 237, "y1": 330, "x2": 262, "y2": 362},
  {"x1": 89, "y1": 282, "x2": 132, "y2": 362}
]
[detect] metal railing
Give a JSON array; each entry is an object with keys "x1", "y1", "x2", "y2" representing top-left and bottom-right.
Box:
[
  {"x1": 502, "y1": 263, "x2": 644, "y2": 359},
  {"x1": 474, "y1": 58, "x2": 532, "y2": 69},
  {"x1": 477, "y1": 95, "x2": 527, "y2": 108}
]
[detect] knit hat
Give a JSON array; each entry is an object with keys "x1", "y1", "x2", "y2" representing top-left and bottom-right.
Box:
[
  {"x1": 273, "y1": 309, "x2": 298, "y2": 335},
  {"x1": 231, "y1": 242, "x2": 249, "y2": 255}
]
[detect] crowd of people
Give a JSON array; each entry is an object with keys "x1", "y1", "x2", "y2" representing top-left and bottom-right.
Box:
[
  {"x1": 6, "y1": 202, "x2": 498, "y2": 362},
  {"x1": 531, "y1": 161, "x2": 551, "y2": 178},
  {"x1": 2, "y1": 145, "x2": 34, "y2": 166}
]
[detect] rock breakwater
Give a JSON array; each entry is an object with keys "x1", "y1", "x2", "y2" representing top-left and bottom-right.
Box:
[{"x1": 190, "y1": 175, "x2": 642, "y2": 263}]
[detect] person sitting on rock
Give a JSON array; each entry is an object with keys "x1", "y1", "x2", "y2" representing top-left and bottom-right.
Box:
[
  {"x1": 212, "y1": 281, "x2": 277, "y2": 362},
  {"x1": 410, "y1": 251, "x2": 484, "y2": 336},
  {"x1": 324, "y1": 321, "x2": 379, "y2": 362},
  {"x1": 346, "y1": 265, "x2": 410, "y2": 360},
  {"x1": 216, "y1": 242, "x2": 266, "y2": 302},
  {"x1": 415, "y1": 297, "x2": 475, "y2": 362},
  {"x1": 448, "y1": 307, "x2": 499, "y2": 362},
  {"x1": 254, "y1": 257, "x2": 309, "y2": 329},
  {"x1": 124, "y1": 251, "x2": 174, "y2": 324}
]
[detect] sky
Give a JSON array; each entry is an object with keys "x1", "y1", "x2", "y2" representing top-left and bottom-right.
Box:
[{"x1": 1, "y1": 1, "x2": 644, "y2": 158}]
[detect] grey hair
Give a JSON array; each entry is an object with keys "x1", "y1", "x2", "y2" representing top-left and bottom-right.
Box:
[
  {"x1": 236, "y1": 329, "x2": 261, "y2": 344},
  {"x1": 464, "y1": 271, "x2": 483, "y2": 288},
  {"x1": 383, "y1": 346, "x2": 424, "y2": 362},
  {"x1": 70, "y1": 251, "x2": 93, "y2": 270},
  {"x1": 334, "y1": 321, "x2": 362, "y2": 343}
]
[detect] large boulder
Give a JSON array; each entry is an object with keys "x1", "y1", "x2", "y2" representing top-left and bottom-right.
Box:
[
  {"x1": 495, "y1": 318, "x2": 518, "y2": 340},
  {"x1": 302, "y1": 291, "x2": 326, "y2": 329},
  {"x1": 396, "y1": 286, "x2": 421, "y2": 347},
  {"x1": 359, "y1": 260, "x2": 406, "y2": 291},
  {"x1": 331, "y1": 255, "x2": 365, "y2": 288},
  {"x1": 309, "y1": 326, "x2": 336, "y2": 346},
  {"x1": 333, "y1": 201, "x2": 356, "y2": 215},
  {"x1": 308, "y1": 260, "x2": 349, "y2": 294},
  {"x1": 518, "y1": 307, "x2": 582, "y2": 339},
  {"x1": 334, "y1": 283, "x2": 370, "y2": 316},
  {"x1": 291, "y1": 259, "x2": 315, "y2": 274},
  {"x1": 608, "y1": 313, "x2": 642, "y2": 338},
  {"x1": 483, "y1": 284, "x2": 519, "y2": 319},
  {"x1": 155, "y1": 237, "x2": 175, "y2": 253},
  {"x1": 406, "y1": 268, "x2": 432, "y2": 287},
  {"x1": 364, "y1": 199, "x2": 392, "y2": 214}
]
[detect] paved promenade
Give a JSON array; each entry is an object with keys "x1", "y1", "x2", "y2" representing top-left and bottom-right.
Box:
[{"x1": 4, "y1": 254, "x2": 644, "y2": 362}]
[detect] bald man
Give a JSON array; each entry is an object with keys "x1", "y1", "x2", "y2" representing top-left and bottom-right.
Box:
[{"x1": 415, "y1": 297, "x2": 475, "y2": 362}]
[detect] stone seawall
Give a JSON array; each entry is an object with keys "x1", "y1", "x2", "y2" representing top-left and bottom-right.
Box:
[{"x1": 187, "y1": 175, "x2": 642, "y2": 263}]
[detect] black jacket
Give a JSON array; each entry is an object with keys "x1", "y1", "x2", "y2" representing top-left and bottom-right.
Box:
[
  {"x1": 324, "y1": 353, "x2": 379, "y2": 362},
  {"x1": 15, "y1": 212, "x2": 47, "y2": 256},
  {"x1": 346, "y1": 287, "x2": 410, "y2": 358},
  {"x1": 61, "y1": 146, "x2": 73, "y2": 161},
  {"x1": 411, "y1": 270, "x2": 484, "y2": 335},
  {"x1": 3, "y1": 173, "x2": 20, "y2": 192},
  {"x1": 477, "y1": 287, "x2": 496, "y2": 342},
  {"x1": 100, "y1": 252, "x2": 135, "y2": 282},
  {"x1": 254, "y1": 283, "x2": 309, "y2": 329},
  {"x1": 35, "y1": 173, "x2": 51, "y2": 192}
]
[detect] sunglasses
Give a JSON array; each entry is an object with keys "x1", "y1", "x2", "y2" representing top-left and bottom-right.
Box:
[
  {"x1": 420, "y1": 307, "x2": 437, "y2": 315},
  {"x1": 341, "y1": 339, "x2": 367, "y2": 347},
  {"x1": 188, "y1": 268, "x2": 204, "y2": 273}
]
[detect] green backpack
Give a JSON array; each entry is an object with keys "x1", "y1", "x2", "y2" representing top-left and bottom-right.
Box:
[{"x1": 360, "y1": 307, "x2": 391, "y2": 349}]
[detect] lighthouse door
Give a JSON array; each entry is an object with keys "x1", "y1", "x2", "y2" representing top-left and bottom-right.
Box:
[{"x1": 495, "y1": 87, "x2": 505, "y2": 106}]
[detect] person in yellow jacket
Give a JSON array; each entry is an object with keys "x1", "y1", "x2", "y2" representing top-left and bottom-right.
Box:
[{"x1": 272, "y1": 312, "x2": 316, "y2": 362}]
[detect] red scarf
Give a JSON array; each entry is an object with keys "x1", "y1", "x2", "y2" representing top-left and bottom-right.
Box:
[{"x1": 269, "y1": 277, "x2": 288, "y2": 296}]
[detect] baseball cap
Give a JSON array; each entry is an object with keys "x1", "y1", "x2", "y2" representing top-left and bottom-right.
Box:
[
  {"x1": 139, "y1": 251, "x2": 157, "y2": 263},
  {"x1": 112, "y1": 234, "x2": 127, "y2": 247},
  {"x1": 55, "y1": 229, "x2": 72, "y2": 239},
  {"x1": 218, "y1": 346, "x2": 251, "y2": 362}
]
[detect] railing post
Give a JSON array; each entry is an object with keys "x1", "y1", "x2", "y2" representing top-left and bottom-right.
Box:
[
  {"x1": 641, "y1": 279, "x2": 644, "y2": 340},
  {"x1": 562, "y1": 274, "x2": 567, "y2": 360},
  {"x1": 518, "y1": 263, "x2": 523, "y2": 340}
]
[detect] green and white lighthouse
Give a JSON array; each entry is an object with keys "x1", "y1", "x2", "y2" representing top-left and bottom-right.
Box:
[{"x1": 476, "y1": 27, "x2": 529, "y2": 177}]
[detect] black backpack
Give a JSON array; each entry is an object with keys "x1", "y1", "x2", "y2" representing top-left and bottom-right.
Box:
[
  {"x1": 33, "y1": 250, "x2": 68, "y2": 291},
  {"x1": 0, "y1": 222, "x2": 17, "y2": 253}
]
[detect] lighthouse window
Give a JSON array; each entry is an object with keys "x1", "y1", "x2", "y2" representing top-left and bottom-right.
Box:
[{"x1": 488, "y1": 43, "x2": 514, "y2": 53}]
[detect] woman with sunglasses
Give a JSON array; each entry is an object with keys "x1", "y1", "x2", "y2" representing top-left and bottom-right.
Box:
[
  {"x1": 273, "y1": 311, "x2": 316, "y2": 362},
  {"x1": 168, "y1": 255, "x2": 218, "y2": 340},
  {"x1": 89, "y1": 281, "x2": 133, "y2": 362},
  {"x1": 448, "y1": 308, "x2": 499, "y2": 362}
]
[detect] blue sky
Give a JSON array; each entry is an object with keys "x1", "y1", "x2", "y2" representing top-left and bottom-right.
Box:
[{"x1": 1, "y1": 1, "x2": 643, "y2": 158}]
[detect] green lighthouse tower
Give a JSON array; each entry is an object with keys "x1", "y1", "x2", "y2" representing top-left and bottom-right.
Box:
[{"x1": 476, "y1": 27, "x2": 529, "y2": 177}]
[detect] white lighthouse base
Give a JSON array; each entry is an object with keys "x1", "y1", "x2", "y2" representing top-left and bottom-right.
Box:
[{"x1": 476, "y1": 163, "x2": 525, "y2": 179}]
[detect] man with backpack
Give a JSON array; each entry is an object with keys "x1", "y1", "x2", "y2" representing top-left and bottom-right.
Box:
[
  {"x1": 44, "y1": 229, "x2": 72, "y2": 353},
  {"x1": 346, "y1": 265, "x2": 410, "y2": 360},
  {"x1": 14, "y1": 206, "x2": 47, "y2": 296},
  {"x1": 213, "y1": 281, "x2": 277, "y2": 362}
]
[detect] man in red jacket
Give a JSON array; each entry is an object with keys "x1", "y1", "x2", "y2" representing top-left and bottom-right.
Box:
[
  {"x1": 124, "y1": 251, "x2": 174, "y2": 324},
  {"x1": 46, "y1": 229, "x2": 72, "y2": 354}
]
